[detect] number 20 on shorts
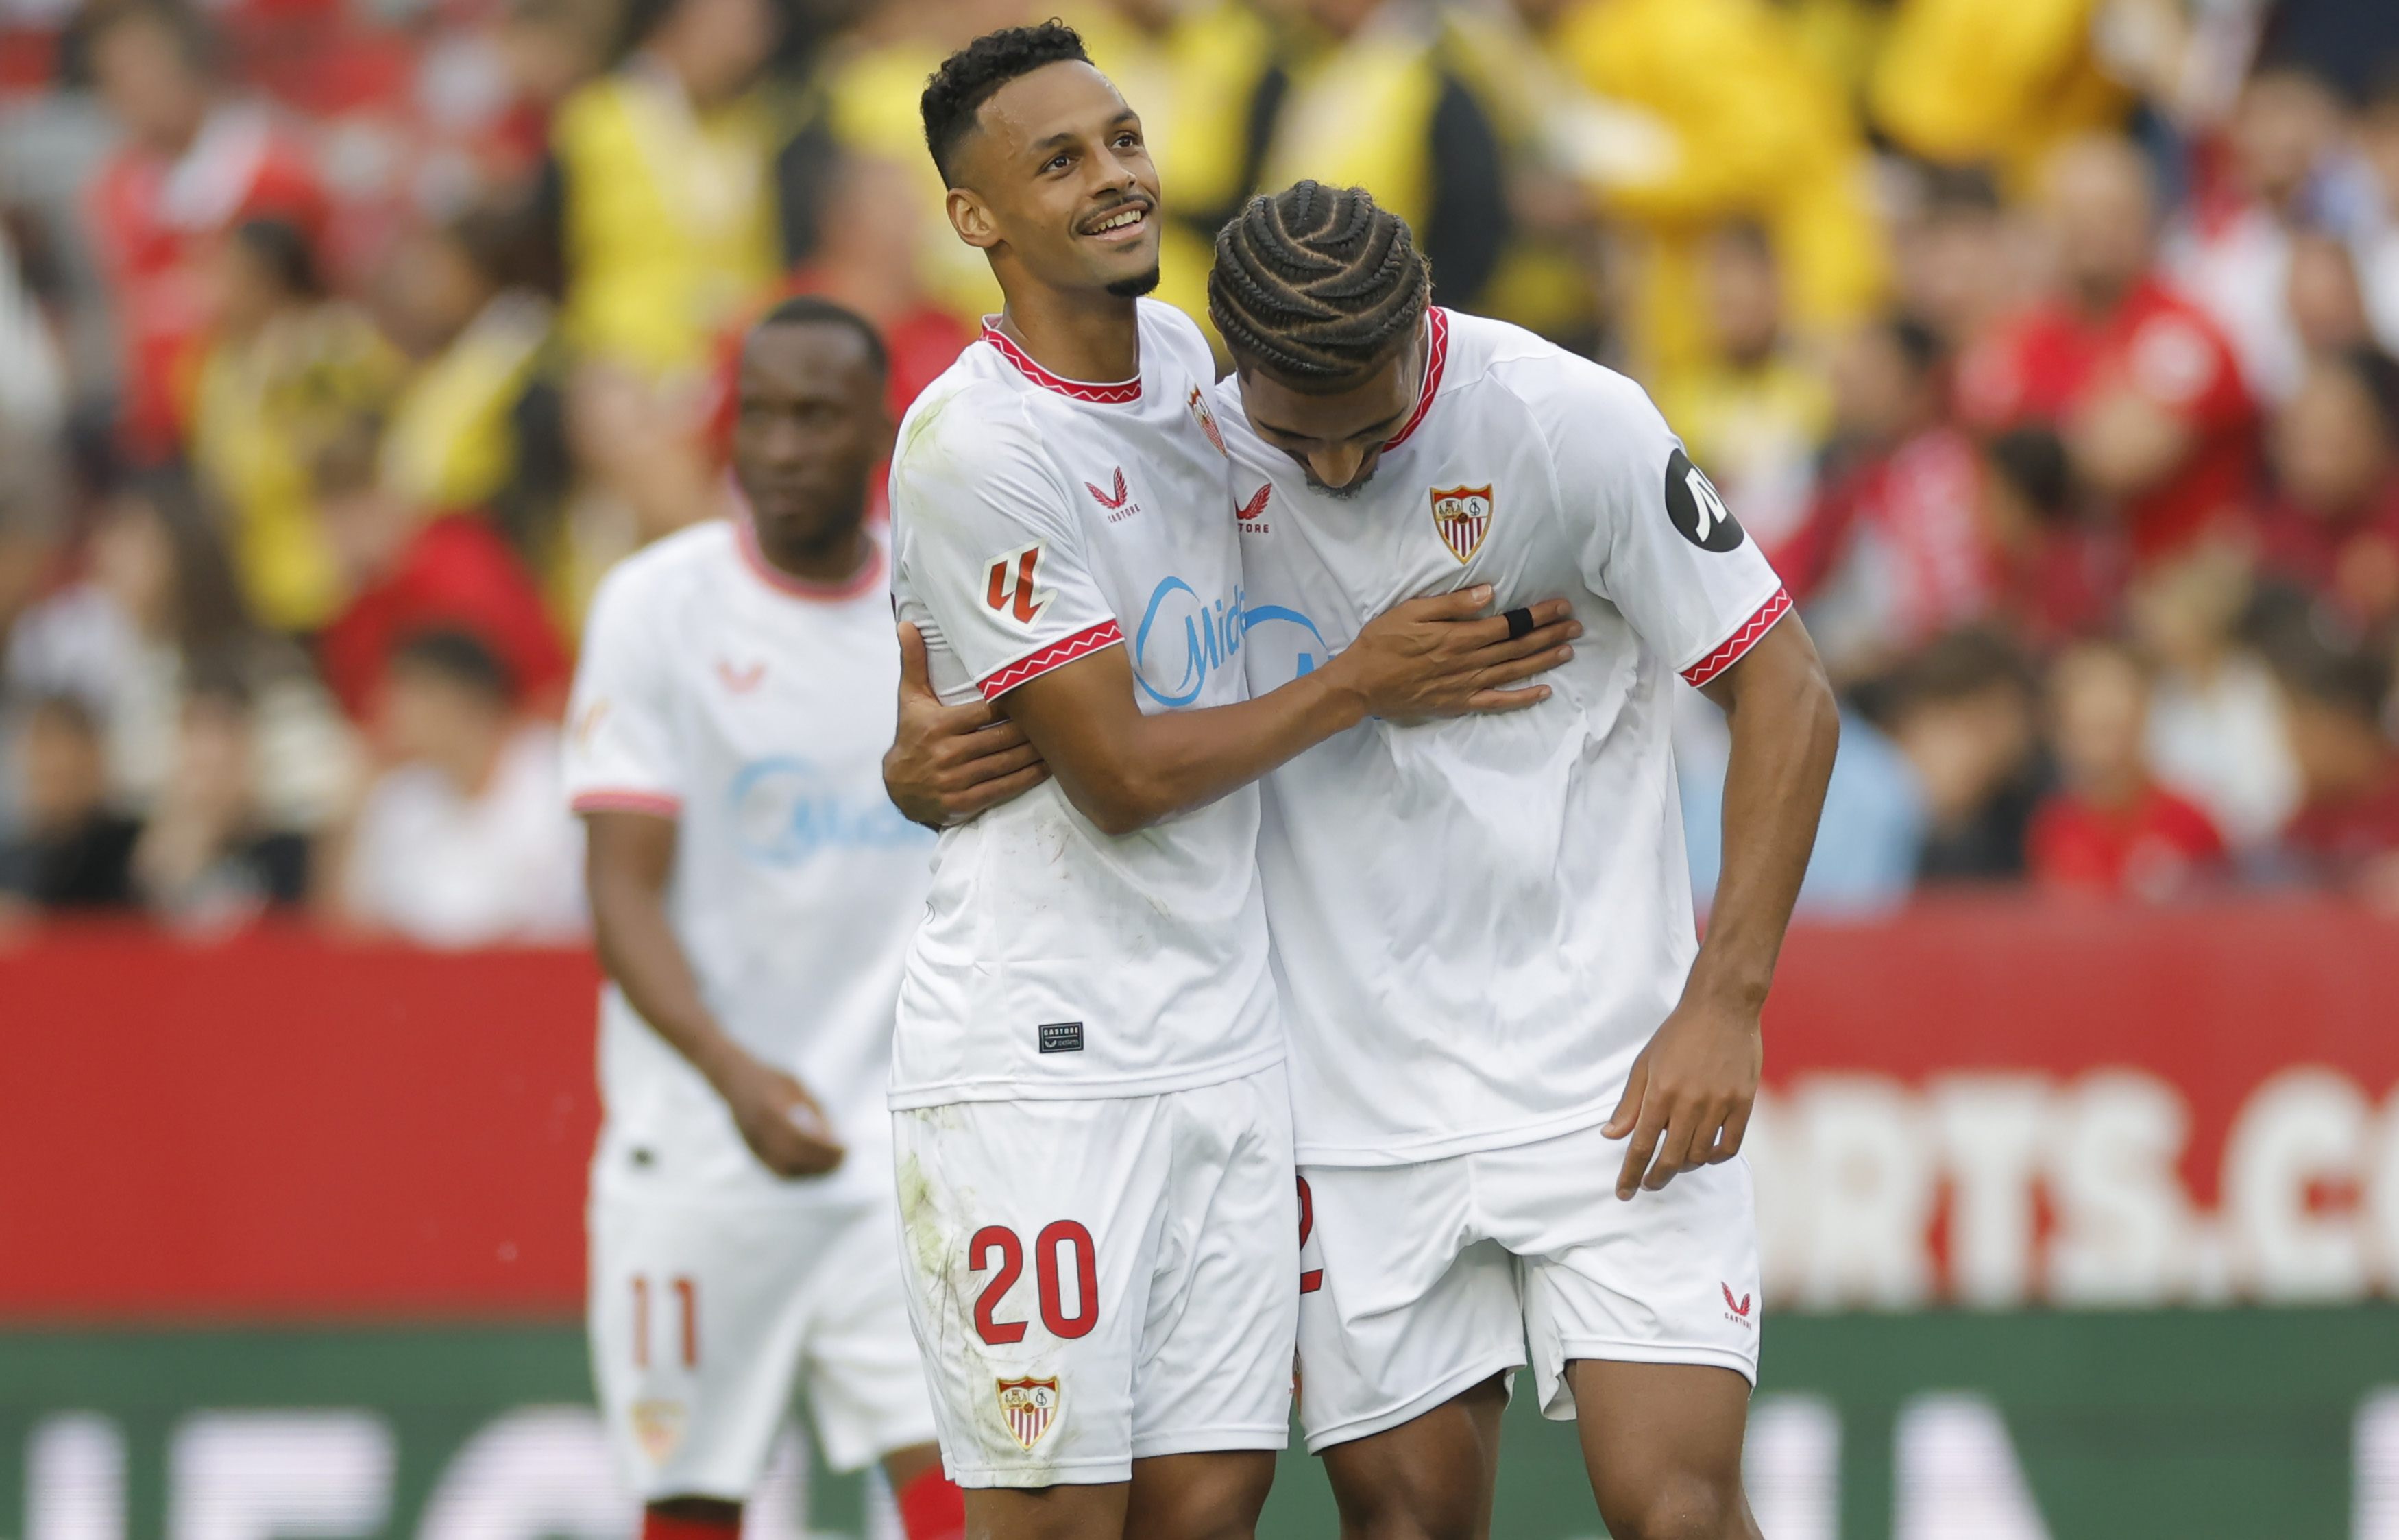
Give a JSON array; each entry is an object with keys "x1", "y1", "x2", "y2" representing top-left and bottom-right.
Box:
[{"x1": 969, "y1": 1221, "x2": 1098, "y2": 1345}]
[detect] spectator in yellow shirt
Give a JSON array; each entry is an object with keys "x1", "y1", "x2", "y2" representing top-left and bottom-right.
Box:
[
  {"x1": 1538, "y1": 0, "x2": 1886, "y2": 379},
  {"x1": 1657, "y1": 222, "x2": 1836, "y2": 556},
  {"x1": 190, "y1": 219, "x2": 403, "y2": 634},
  {"x1": 1259, "y1": 0, "x2": 1513, "y2": 315},
  {"x1": 1871, "y1": 0, "x2": 2131, "y2": 190},
  {"x1": 550, "y1": 0, "x2": 783, "y2": 385}
]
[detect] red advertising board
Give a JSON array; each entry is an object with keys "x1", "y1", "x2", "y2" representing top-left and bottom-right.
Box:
[{"x1": 1, "y1": 901, "x2": 2394, "y2": 1319}]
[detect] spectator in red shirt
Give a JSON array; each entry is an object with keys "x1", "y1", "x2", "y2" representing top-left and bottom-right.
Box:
[
  {"x1": 2259, "y1": 347, "x2": 2399, "y2": 635},
  {"x1": 2274, "y1": 637, "x2": 2399, "y2": 909},
  {"x1": 74, "y1": 0, "x2": 328, "y2": 465},
  {"x1": 310, "y1": 415, "x2": 570, "y2": 724},
  {"x1": 1977, "y1": 424, "x2": 2126, "y2": 651},
  {"x1": 1956, "y1": 135, "x2": 2257, "y2": 566},
  {"x1": 1779, "y1": 317, "x2": 1992, "y2": 680},
  {"x1": 2027, "y1": 639, "x2": 2226, "y2": 899}
]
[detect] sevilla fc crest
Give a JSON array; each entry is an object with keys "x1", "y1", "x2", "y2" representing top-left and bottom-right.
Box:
[
  {"x1": 630, "y1": 1398, "x2": 687, "y2": 1464},
  {"x1": 1430, "y1": 485, "x2": 1494, "y2": 563},
  {"x1": 1187, "y1": 386, "x2": 1228, "y2": 456},
  {"x1": 996, "y1": 1376, "x2": 1061, "y2": 1450}
]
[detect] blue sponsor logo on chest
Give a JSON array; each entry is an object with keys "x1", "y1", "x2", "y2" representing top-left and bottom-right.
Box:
[
  {"x1": 1132, "y1": 577, "x2": 1248, "y2": 707},
  {"x1": 729, "y1": 757, "x2": 932, "y2": 866}
]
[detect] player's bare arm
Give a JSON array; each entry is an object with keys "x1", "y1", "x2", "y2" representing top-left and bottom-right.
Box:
[
  {"x1": 921, "y1": 587, "x2": 1576, "y2": 837},
  {"x1": 1605, "y1": 617, "x2": 1838, "y2": 1199},
  {"x1": 584, "y1": 810, "x2": 845, "y2": 1178}
]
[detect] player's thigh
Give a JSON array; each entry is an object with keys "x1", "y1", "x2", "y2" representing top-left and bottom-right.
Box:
[
  {"x1": 1485, "y1": 1127, "x2": 1760, "y2": 1421},
  {"x1": 588, "y1": 1193, "x2": 821, "y2": 1499},
  {"x1": 1566, "y1": 1360, "x2": 1758, "y2": 1540},
  {"x1": 1295, "y1": 1157, "x2": 1523, "y2": 1458},
  {"x1": 892, "y1": 1095, "x2": 1171, "y2": 1490},
  {"x1": 796, "y1": 1201, "x2": 942, "y2": 1476},
  {"x1": 1129, "y1": 1068, "x2": 1300, "y2": 1466}
]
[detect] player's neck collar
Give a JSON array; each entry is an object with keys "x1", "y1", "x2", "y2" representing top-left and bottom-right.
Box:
[
  {"x1": 982, "y1": 317, "x2": 1143, "y2": 404},
  {"x1": 1382, "y1": 308, "x2": 1450, "y2": 453},
  {"x1": 733, "y1": 502, "x2": 886, "y2": 602}
]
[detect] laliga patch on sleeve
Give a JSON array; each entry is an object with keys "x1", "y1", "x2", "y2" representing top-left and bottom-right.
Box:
[
  {"x1": 1038, "y1": 1021, "x2": 1085, "y2": 1053},
  {"x1": 1664, "y1": 448, "x2": 1745, "y2": 552}
]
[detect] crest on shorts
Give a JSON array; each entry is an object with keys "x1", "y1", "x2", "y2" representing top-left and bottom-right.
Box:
[
  {"x1": 996, "y1": 1376, "x2": 1061, "y2": 1450},
  {"x1": 630, "y1": 1398, "x2": 687, "y2": 1464},
  {"x1": 1430, "y1": 485, "x2": 1494, "y2": 563}
]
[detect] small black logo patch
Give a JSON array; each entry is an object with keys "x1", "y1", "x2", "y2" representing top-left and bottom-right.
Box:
[
  {"x1": 1038, "y1": 1021, "x2": 1085, "y2": 1053},
  {"x1": 1664, "y1": 448, "x2": 1744, "y2": 552}
]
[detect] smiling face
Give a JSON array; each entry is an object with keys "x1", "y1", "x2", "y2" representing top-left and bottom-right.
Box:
[
  {"x1": 944, "y1": 60, "x2": 1162, "y2": 302},
  {"x1": 1237, "y1": 324, "x2": 1426, "y2": 498}
]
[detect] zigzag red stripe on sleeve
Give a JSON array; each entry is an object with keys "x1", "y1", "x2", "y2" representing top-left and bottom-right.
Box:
[
  {"x1": 977, "y1": 620, "x2": 1125, "y2": 700},
  {"x1": 1681, "y1": 587, "x2": 1793, "y2": 689}
]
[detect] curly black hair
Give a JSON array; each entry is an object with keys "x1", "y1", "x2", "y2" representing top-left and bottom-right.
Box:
[{"x1": 921, "y1": 21, "x2": 1091, "y2": 188}]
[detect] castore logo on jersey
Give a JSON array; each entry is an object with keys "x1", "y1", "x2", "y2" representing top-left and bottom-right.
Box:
[
  {"x1": 1086, "y1": 469, "x2": 1143, "y2": 522},
  {"x1": 729, "y1": 757, "x2": 931, "y2": 867}
]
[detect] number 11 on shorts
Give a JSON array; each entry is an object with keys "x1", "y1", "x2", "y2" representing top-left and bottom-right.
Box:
[
  {"x1": 969, "y1": 1221, "x2": 1097, "y2": 1344},
  {"x1": 630, "y1": 1273, "x2": 698, "y2": 1367}
]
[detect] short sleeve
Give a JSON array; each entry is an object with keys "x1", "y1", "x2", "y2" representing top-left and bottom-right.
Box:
[
  {"x1": 562, "y1": 561, "x2": 681, "y2": 816},
  {"x1": 889, "y1": 395, "x2": 1123, "y2": 702},
  {"x1": 1542, "y1": 362, "x2": 1792, "y2": 687}
]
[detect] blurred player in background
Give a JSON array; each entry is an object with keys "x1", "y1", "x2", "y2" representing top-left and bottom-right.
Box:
[
  {"x1": 563, "y1": 299, "x2": 965, "y2": 1540},
  {"x1": 881, "y1": 26, "x2": 1577, "y2": 1540}
]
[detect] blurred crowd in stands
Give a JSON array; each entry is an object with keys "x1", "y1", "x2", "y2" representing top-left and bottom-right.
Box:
[{"x1": 0, "y1": 0, "x2": 2396, "y2": 940}]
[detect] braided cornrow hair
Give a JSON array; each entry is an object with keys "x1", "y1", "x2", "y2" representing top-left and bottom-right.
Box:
[{"x1": 1208, "y1": 182, "x2": 1433, "y2": 389}]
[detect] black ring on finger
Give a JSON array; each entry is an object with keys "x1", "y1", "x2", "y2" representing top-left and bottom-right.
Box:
[{"x1": 1504, "y1": 607, "x2": 1535, "y2": 641}]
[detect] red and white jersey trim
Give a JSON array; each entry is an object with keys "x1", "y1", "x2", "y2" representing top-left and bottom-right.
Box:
[
  {"x1": 1681, "y1": 586, "x2": 1792, "y2": 688},
  {"x1": 571, "y1": 788, "x2": 683, "y2": 816},
  {"x1": 981, "y1": 321, "x2": 1143, "y2": 404},
  {"x1": 1382, "y1": 308, "x2": 1452, "y2": 452},
  {"x1": 735, "y1": 508, "x2": 888, "y2": 601},
  {"x1": 977, "y1": 619, "x2": 1125, "y2": 699}
]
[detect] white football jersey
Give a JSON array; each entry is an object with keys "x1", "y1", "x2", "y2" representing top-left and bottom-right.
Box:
[
  {"x1": 563, "y1": 517, "x2": 936, "y2": 1205},
  {"x1": 886, "y1": 299, "x2": 1280, "y2": 1108},
  {"x1": 1221, "y1": 309, "x2": 1792, "y2": 1167}
]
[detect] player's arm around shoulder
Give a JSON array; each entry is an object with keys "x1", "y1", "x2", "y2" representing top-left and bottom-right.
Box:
[{"x1": 934, "y1": 588, "x2": 1585, "y2": 838}]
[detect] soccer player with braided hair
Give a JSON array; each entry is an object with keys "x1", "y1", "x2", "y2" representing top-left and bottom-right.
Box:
[
  {"x1": 1204, "y1": 180, "x2": 1838, "y2": 1540},
  {"x1": 876, "y1": 27, "x2": 1581, "y2": 1540}
]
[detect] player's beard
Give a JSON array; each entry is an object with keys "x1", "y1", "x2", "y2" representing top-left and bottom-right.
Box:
[
  {"x1": 1307, "y1": 467, "x2": 1375, "y2": 501},
  {"x1": 1105, "y1": 265, "x2": 1162, "y2": 299}
]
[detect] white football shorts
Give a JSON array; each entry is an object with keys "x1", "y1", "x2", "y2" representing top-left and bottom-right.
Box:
[
  {"x1": 1295, "y1": 1118, "x2": 1760, "y2": 1452},
  {"x1": 892, "y1": 1064, "x2": 1299, "y2": 1487},
  {"x1": 589, "y1": 1191, "x2": 939, "y2": 1500}
]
